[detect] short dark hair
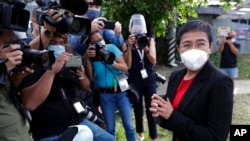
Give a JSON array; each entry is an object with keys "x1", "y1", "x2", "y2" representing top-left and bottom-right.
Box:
[
  {"x1": 90, "y1": 0, "x2": 102, "y2": 6},
  {"x1": 85, "y1": 30, "x2": 100, "y2": 45},
  {"x1": 60, "y1": 0, "x2": 88, "y2": 15},
  {"x1": 176, "y1": 20, "x2": 213, "y2": 46}
]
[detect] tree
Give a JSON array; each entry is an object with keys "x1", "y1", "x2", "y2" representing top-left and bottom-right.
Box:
[{"x1": 102, "y1": 0, "x2": 241, "y2": 64}]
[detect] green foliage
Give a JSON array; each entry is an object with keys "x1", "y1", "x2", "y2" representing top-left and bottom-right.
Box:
[
  {"x1": 102, "y1": 0, "x2": 203, "y2": 38},
  {"x1": 101, "y1": 0, "x2": 241, "y2": 38}
]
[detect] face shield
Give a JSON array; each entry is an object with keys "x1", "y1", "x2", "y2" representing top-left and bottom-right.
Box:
[{"x1": 129, "y1": 14, "x2": 147, "y2": 34}]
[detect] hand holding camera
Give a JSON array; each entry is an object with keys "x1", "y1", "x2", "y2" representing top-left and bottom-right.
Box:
[
  {"x1": 51, "y1": 52, "x2": 72, "y2": 74},
  {"x1": 42, "y1": 9, "x2": 63, "y2": 33},
  {"x1": 36, "y1": 0, "x2": 91, "y2": 35},
  {"x1": 1, "y1": 44, "x2": 23, "y2": 71},
  {"x1": 87, "y1": 42, "x2": 115, "y2": 64}
]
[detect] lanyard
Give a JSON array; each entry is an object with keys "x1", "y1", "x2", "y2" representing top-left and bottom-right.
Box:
[{"x1": 136, "y1": 46, "x2": 145, "y2": 68}]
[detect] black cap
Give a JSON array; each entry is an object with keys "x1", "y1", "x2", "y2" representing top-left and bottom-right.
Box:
[
  {"x1": 90, "y1": 0, "x2": 102, "y2": 6},
  {"x1": 60, "y1": 0, "x2": 88, "y2": 15}
]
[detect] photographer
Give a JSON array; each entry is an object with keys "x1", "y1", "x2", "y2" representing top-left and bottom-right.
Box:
[
  {"x1": 69, "y1": 0, "x2": 124, "y2": 56},
  {"x1": 0, "y1": 28, "x2": 33, "y2": 141},
  {"x1": 218, "y1": 31, "x2": 240, "y2": 86},
  {"x1": 19, "y1": 31, "x2": 115, "y2": 141},
  {"x1": 121, "y1": 14, "x2": 157, "y2": 141},
  {"x1": 85, "y1": 31, "x2": 136, "y2": 141}
]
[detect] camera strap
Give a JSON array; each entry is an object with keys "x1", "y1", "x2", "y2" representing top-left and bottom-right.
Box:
[
  {"x1": 57, "y1": 83, "x2": 84, "y2": 124},
  {"x1": 102, "y1": 62, "x2": 129, "y2": 92},
  {"x1": 136, "y1": 48, "x2": 145, "y2": 64},
  {"x1": 39, "y1": 27, "x2": 44, "y2": 50}
]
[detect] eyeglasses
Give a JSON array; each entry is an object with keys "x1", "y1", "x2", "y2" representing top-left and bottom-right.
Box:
[{"x1": 179, "y1": 42, "x2": 210, "y2": 51}]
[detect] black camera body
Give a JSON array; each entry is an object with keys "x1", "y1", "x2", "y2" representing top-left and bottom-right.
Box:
[
  {"x1": 4, "y1": 40, "x2": 55, "y2": 72},
  {"x1": 226, "y1": 36, "x2": 232, "y2": 40},
  {"x1": 0, "y1": 0, "x2": 30, "y2": 31},
  {"x1": 60, "y1": 55, "x2": 83, "y2": 84},
  {"x1": 135, "y1": 34, "x2": 149, "y2": 48},
  {"x1": 92, "y1": 42, "x2": 115, "y2": 64},
  {"x1": 36, "y1": 0, "x2": 91, "y2": 35}
]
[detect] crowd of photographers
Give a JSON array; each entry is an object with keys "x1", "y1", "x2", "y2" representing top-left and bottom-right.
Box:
[{"x1": 0, "y1": 0, "x2": 166, "y2": 141}]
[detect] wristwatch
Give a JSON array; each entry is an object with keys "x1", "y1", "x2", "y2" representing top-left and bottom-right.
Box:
[{"x1": 44, "y1": 29, "x2": 53, "y2": 38}]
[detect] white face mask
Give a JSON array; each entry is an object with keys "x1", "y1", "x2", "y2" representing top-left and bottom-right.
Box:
[
  {"x1": 180, "y1": 49, "x2": 209, "y2": 71},
  {"x1": 231, "y1": 39, "x2": 236, "y2": 42},
  {"x1": 48, "y1": 45, "x2": 66, "y2": 58}
]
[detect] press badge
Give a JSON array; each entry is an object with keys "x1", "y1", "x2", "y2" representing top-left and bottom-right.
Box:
[
  {"x1": 115, "y1": 73, "x2": 129, "y2": 92},
  {"x1": 73, "y1": 101, "x2": 85, "y2": 114},
  {"x1": 140, "y1": 69, "x2": 148, "y2": 79}
]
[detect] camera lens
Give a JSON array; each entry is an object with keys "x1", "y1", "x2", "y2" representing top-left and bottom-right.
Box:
[
  {"x1": 136, "y1": 35, "x2": 148, "y2": 48},
  {"x1": 41, "y1": 53, "x2": 50, "y2": 68},
  {"x1": 71, "y1": 19, "x2": 81, "y2": 33}
]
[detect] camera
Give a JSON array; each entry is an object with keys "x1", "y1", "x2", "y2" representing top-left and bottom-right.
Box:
[
  {"x1": 83, "y1": 105, "x2": 106, "y2": 128},
  {"x1": 92, "y1": 42, "x2": 115, "y2": 64},
  {"x1": 65, "y1": 55, "x2": 82, "y2": 67},
  {"x1": 135, "y1": 34, "x2": 149, "y2": 48},
  {"x1": 0, "y1": 0, "x2": 30, "y2": 31},
  {"x1": 103, "y1": 20, "x2": 115, "y2": 30},
  {"x1": 4, "y1": 40, "x2": 55, "y2": 72},
  {"x1": 98, "y1": 19, "x2": 115, "y2": 30},
  {"x1": 226, "y1": 36, "x2": 232, "y2": 40},
  {"x1": 60, "y1": 55, "x2": 83, "y2": 84},
  {"x1": 155, "y1": 72, "x2": 166, "y2": 84},
  {"x1": 36, "y1": 0, "x2": 91, "y2": 35}
]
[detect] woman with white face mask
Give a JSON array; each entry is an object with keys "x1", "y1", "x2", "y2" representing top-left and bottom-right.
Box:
[{"x1": 149, "y1": 20, "x2": 233, "y2": 141}]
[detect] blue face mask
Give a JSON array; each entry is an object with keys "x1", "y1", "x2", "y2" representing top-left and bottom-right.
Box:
[
  {"x1": 86, "y1": 9, "x2": 100, "y2": 21},
  {"x1": 48, "y1": 45, "x2": 65, "y2": 58}
]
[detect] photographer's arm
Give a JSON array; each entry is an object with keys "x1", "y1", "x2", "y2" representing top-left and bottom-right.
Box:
[
  {"x1": 218, "y1": 37, "x2": 226, "y2": 53},
  {"x1": 77, "y1": 66, "x2": 90, "y2": 91},
  {"x1": 227, "y1": 41, "x2": 239, "y2": 55},
  {"x1": 143, "y1": 38, "x2": 156, "y2": 65},
  {"x1": 122, "y1": 35, "x2": 135, "y2": 69},
  {"x1": 30, "y1": 9, "x2": 62, "y2": 50},
  {"x1": 11, "y1": 68, "x2": 34, "y2": 88},
  {"x1": 112, "y1": 55, "x2": 128, "y2": 73},
  {"x1": 21, "y1": 52, "x2": 71, "y2": 111},
  {"x1": 85, "y1": 46, "x2": 95, "y2": 81}
]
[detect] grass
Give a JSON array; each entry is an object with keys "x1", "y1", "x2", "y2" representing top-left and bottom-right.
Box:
[
  {"x1": 115, "y1": 53, "x2": 250, "y2": 141},
  {"x1": 209, "y1": 53, "x2": 250, "y2": 79}
]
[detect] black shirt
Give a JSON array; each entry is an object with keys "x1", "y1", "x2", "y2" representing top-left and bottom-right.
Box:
[
  {"x1": 20, "y1": 65, "x2": 85, "y2": 139},
  {"x1": 220, "y1": 42, "x2": 241, "y2": 68}
]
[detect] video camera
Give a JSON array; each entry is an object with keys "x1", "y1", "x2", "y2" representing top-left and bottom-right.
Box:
[
  {"x1": 0, "y1": 0, "x2": 30, "y2": 31},
  {"x1": 36, "y1": 0, "x2": 91, "y2": 35},
  {"x1": 4, "y1": 40, "x2": 55, "y2": 72},
  {"x1": 91, "y1": 42, "x2": 115, "y2": 64},
  {"x1": 135, "y1": 34, "x2": 149, "y2": 48}
]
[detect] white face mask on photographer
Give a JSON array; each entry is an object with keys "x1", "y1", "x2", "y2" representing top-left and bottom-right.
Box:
[
  {"x1": 231, "y1": 38, "x2": 236, "y2": 42},
  {"x1": 48, "y1": 45, "x2": 66, "y2": 58},
  {"x1": 180, "y1": 49, "x2": 209, "y2": 71}
]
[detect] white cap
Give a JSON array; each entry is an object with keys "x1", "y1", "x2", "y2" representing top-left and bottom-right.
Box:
[
  {"x1": 129, "y1": 14, "x2": 147, "y2": 34},
  {"x1": 58, "y1": 125, "x2": 93, "y2": 141},
  {"x1": 71, "y1": 125, "x2": 93, "y2": 141}
]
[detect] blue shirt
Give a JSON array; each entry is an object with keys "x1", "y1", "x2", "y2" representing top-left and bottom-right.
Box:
[
  {"x1": 69, "y1": 29, "x2": 124, "y2": 56},
  {"x1": 92, "y1": 44, "x2": 123, "y2": 88},
  {"x1": 100, "y1": 29, "x2": 124, "y2": 49},
  {"x1": 69, "y1": 34, "x2": 88, "y2": 56}
]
